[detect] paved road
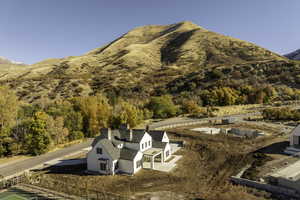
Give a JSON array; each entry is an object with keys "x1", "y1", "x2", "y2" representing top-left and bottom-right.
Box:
[
  {"x1": 0, "y1": 139, "x2": 93, "y2": 179},
  {"x1": 149, "y1": 112, "x2": 260, "y2": 130}
]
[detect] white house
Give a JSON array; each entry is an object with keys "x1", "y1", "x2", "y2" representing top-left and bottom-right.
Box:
[{"x1": 87, "y1": 125, "x2": 171, "y2": 175}]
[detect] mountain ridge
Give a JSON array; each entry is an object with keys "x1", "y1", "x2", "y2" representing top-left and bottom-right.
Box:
[
  {"x1": 285, "y1": 49, "x2": 300, "y2": 60},
  {"x1": 0, "y1": 56, "x2": 25, "y2": 65},
  {"x1": 0, "y1": 21, "x2": 294, "y2": 103}
]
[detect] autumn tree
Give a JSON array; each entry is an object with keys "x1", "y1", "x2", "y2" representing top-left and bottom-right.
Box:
[
  {"x1": 23, "y1": 112, "x2": 52, "y2": 155},
  {"x1": 111, "y1": 101, "x2": 143, "y2": 128},
  {"x1": 72, "y1": 94, "x2": 112, "y2": 137},
  {"x1": 0, "y1": 86, "x2": 19, "y2": 157}
]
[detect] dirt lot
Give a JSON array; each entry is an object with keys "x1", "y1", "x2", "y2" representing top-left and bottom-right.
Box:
[{"x1": 30, "y1": 122, "x2": 292, "y2": 200}]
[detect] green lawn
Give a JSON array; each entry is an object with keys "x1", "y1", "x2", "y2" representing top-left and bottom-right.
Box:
[
  {"x1": 0, "y1": 188, "x2": 41, "y2": 200},
  {"x1": 0, "y1": 194, "x2": 28, "y2": 200}
]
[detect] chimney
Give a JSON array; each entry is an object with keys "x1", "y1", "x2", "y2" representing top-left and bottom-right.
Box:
[
  {"x1": 129, "y1": 129, "x2": 133, "y2": 141},
  {"x1": 120, "y1": 123, "x2": 130, "y2": 130},
  {"x1": 101, "y1": 128, "x2": 112, "y2": 140}
]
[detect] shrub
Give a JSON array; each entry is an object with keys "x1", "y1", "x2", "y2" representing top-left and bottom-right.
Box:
[{"x1": 147, "y1": 95, "x2": 179, "y2": 118}]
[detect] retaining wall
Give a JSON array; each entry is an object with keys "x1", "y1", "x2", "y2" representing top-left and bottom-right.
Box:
[{"x1": 230, "y1": 176, "x2": 300, "y2": 198}]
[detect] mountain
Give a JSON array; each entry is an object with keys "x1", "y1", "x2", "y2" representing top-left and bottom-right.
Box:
[
  {"x1": 0, "y1": 21, "x2": 294, "y2": 103},
  {"x1": 284, "y1": 49, "x2": 300, "y2": 60},
  {"x1": 0, "y1": 56, "x2": 24, "y2": 65}
]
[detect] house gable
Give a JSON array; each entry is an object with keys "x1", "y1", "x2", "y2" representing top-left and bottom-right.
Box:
[
  {"x1": 290, "y1": 125, "x2": 300, "y2": 146},
  {"x1": 162, "y1": 132, "x2": 169, "y2": 143},
  {"x1": 139, "y1": 132, "x2": 152, "y2": 151}
]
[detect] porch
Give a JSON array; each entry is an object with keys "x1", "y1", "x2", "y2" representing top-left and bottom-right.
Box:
[{"x1": 142, "y1": 148, "x2": 164, "y2": 170}]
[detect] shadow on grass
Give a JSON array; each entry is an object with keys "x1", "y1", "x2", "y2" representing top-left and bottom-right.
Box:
[
  {"x1": 254, "y1": 141, "x2": 290, "y2": 155},
  {"x1": 33, "y1": 163, "x2": 87, "y2": 176}
]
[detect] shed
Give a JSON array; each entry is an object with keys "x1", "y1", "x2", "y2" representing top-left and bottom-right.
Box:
[{"x1": 222, "y1": 117, "x2": 236, "y2": 124}]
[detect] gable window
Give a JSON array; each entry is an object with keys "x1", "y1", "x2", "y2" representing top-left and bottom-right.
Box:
[
  {"x1": 148, "y1": 141, "x2": 151, "y2": 146},
  {"x1": 96, "y1": 148, "x2": 102, "y2": 154},
  {"x1": 100, "y1": 163, "x2": 106, "y2": 171},
  {"x1": 142, "y1": 143, "x2": 144, "y2": 149},
  {"x1": 145, "y1": 142, "x2": 147, "y2": 148}
]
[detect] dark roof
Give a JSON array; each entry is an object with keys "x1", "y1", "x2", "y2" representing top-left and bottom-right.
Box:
[
  {"x1": 120, "y1": 148, "x2": 139, "y2": 161},
  {"x1": 92, "y1": 135, "x2": 102, "y2": 147},
  {"x1": 131, "y1": 129, "x2": 146, "y2": 143},
  {"x1": 148, "y1": 130, "x2": 165, "y2": 141},
  {"x1": 98, "y1": 139, "x2": 120, "y2": 160},
  {"x1": 152, "y1": 141, "x2": 168, "y2": 149}
]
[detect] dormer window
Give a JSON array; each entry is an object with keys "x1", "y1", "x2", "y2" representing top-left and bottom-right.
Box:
[{"x1": 96, "y1": 147, "x2": 102, "y2": 154}]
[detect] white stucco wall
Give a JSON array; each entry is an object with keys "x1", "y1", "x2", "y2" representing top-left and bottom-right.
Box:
[
  {"x1": 119, "y1": 159, "x2": 134, "y2": 174},
  {"x1": 87, "y1": 142, "x2": 114, "y2": 174},
  {"x1": 119, "y1": 151, "x2": 143, "y2": 174},
  {"x1": 163, "y1": 143, "x2": 171, "y2": 161}
]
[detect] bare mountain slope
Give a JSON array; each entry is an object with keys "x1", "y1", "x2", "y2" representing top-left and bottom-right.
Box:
[
  {"x1": 0, "y1": 21, "x2": 289, "y2": 102},
  {"x1": 285, "y1": 49, "x2": 300, "y2": 60}
]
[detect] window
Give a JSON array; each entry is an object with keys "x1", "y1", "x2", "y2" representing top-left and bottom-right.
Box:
[
  {"x1": 136, "y1": 160, "x2": 142, "y2": 168},
  {"x1": 142, "y1": 143, "x2": 144, "y2": 149},
  {"x1": 96, "y1": 148, "x2": 102, "y2": 154},
  {"x1": 166, "y1": 150, "x2": 170, "y2": 158},
  {"x1": 148, "y1": 141, "x2": 151, "y2": 146},
  {"x1": 100, "y1": 163, "x2": 106, "y2": 171},
  {"x1": 145, "y1": 142, "x2": 147, "y2": 148}
]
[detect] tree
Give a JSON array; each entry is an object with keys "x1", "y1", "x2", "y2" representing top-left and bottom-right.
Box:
[
  {"x1": 111, "y1": 101, "x2": 143, "y2": 128},
  {"x1": 0, "y1": 86, "x2": 19, "y2": 157},
  {"x1": 72, "y1": 94, "x2": 112, "y2": 137},
  {"x1": 147, "y1": 95, "x2": 178, "y2": 118},
  {"x1": 23, "y1": 112, "x2": 52, "y2": 155},
  {"x1": 0, "y1": 86, "x2": 19, "y2": 134},
  {"x1": 47, "y1": 116, "x2": 69, "y2": 145}
]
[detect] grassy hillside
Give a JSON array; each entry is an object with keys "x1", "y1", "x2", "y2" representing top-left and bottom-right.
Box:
[{"x1": 0, "y1": 21, "x2": 295, "y2": 103}]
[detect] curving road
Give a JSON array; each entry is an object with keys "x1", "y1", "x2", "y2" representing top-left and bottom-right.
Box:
[{"x1": 0, "y1": 139, "x2": 93, "y2": 179}]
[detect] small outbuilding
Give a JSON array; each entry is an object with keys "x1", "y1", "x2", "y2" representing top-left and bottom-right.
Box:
[
  {"x1": 222, "y1": 117, "x2": 236, "y2": 125},
  {"x1": 229, "y1": 128, "x2": 261, "y2": 138}
]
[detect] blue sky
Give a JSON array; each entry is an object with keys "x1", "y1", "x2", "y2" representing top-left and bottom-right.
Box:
[{"x1": 0, "y1": 0, "x2": 299, "y2": 64}]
